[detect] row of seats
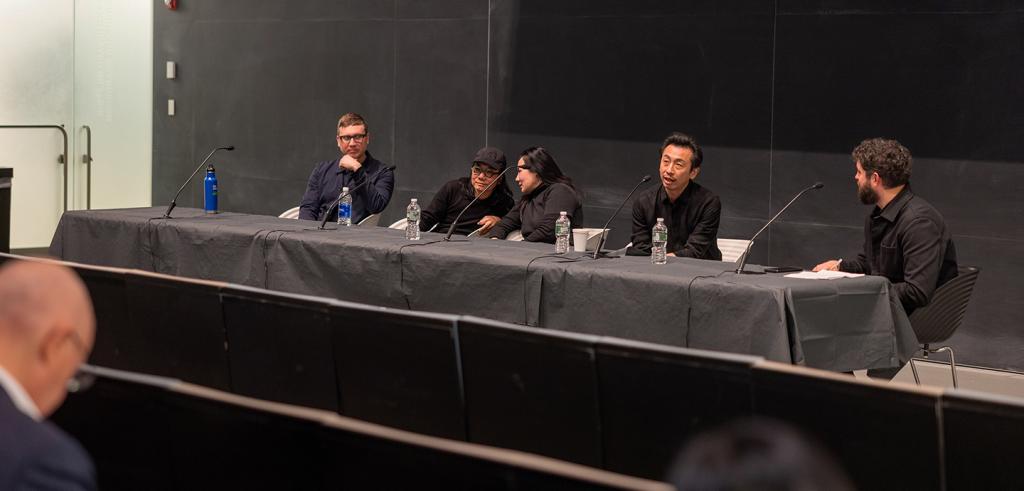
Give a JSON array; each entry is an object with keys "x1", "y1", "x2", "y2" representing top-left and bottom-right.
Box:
[
  {"x1": 53, "y1": 365, "x2": 669, "y2": 490},
  {"x1": 1, "y1": 253, "x2": 1017, "y2": 489}
]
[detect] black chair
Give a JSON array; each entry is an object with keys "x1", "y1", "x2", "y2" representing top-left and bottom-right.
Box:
[
  {"x1": 941, "y1": 388, "x2": 1024, "y2": 490},
  {"x1": 70, "y1": 263, "x2": 130, "y2": 369},
  {"x1": 221, "y1": 285, "x2": 338, "y2": 411},
  {"x1": 751, "y1": 361, "x2": 944, "y2": 491},
  {"x1": 595, "y1": 338, "x2": 759, "y2": 479},
  {"x1": 457, "y1": 316, "x2": 603, "y2": 467},
  {"x1": 330, "y1": 301, "x2": 465, "y2": 440},
  {"x1": 121, "y1": 271, "x2": 232, "y2": 390},
  {"x1": 908, "y1": 266, "x2": 981, "y2": 388}
]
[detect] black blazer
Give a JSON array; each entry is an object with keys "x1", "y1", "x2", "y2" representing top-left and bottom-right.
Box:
[{"x1": 0, "y1": 386, "x2": 95, "y2": 490}]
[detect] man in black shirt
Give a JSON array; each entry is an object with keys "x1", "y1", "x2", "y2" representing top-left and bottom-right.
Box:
[
  {"x1": 814, "y1": 138, "x2": 957, "y2": 316},
  {"x1": 419, "y1": 147, "x2": 515, "y2": 236},
  {"x1": 629, "y1": 133, "x2": 722, "y2": 259}
]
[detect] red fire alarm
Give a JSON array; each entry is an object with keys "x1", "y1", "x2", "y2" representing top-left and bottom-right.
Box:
[{"x1": 164, "y1": 0, "x2": 178, "y2": 10}]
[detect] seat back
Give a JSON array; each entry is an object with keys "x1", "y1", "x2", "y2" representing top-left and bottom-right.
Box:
[
  {"x1": 279, "y1": 206, "x2": 300, "y2": 219},
  {"x1": 596, "y1": 338, "x2": 759, "y2": 479},
  {"x1": 506, "y1": 229, "x2": 524, "y2": 241},
  {"x1": 717, "y1": 238, "x2": 752, "y2": 263},
  {"x1": 909, "y1": 266, "x2": 980, "y2": 345},
  {"x1": 357, "y1": 213, "x2": 380, "y2": 227},
  {"x1": 458, "y1": 317, "x2": 603, "y2": 466},
  {"x1": 388, "y1": 218, "x2": 408, "y2": 229}
]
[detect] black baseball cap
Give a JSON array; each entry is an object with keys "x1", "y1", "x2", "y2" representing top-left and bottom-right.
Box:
[{"x1": 472, "y1": 147, "x2": 507, "y2": 171}]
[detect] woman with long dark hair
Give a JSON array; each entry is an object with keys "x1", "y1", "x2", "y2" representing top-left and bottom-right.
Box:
[{"x1": 487, "y1": 146, "x2": 584, "y2": 243}]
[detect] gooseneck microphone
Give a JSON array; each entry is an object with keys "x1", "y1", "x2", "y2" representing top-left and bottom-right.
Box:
[
  {"x1": 592, "y1": 175, "x2": 653, "y2": 259},
  {"x1": 317, "y1": 164, "x2": 397, "y2": 230},
  {"x1": 734, "y1": 182, "x2": 824, "y2": 274},
  {"x1": 443, "y1": 165, "x2": 518, "y2": 241},
  {"x1": 163, "y1": 145, "x2": 234, "y2": 218}
]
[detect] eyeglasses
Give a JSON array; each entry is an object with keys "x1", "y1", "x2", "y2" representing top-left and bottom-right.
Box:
[
  {"x1": 471, "y1": 166, "x2": 499, "y2": 178},
  {"x1": 337, "y1": 133, "x2": 367, "y2": 143}
]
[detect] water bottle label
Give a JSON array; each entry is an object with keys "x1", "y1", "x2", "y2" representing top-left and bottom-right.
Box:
[
  {"x1": 339, "y1": 203, "x2": 351, "y2": 217},
  {"x1": 407, "y1": 210, "x2": 420, "y2": 221},
  {"x1": 654, "y1": 230, "x2": 667, "y2": 242},
  {"x1": 556, "y1": 222, "x2": 568, "y2": 235}
]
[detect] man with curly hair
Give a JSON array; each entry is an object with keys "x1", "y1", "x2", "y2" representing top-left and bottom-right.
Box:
[{"x1": 814, "y1": 138, "x2": 958, "y2": 316}]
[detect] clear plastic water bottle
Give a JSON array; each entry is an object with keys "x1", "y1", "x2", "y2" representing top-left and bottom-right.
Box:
[
  {"x1": 555, "y1": 211, "x2": 570, "y2": 254},
  {"x1": 406, "y1": 198, "x2": 421, "y2": 240},
  {"x1": 337, "y1": 186, "x2": 352, "y2": 226},
  {"x1": 652, "y1": 217, "x2": 668, "y2": 264}
]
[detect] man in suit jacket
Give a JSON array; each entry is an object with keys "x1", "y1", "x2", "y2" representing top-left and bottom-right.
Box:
[{"x1": 0, "y1": 260, "x2": 96, "y2": 490}]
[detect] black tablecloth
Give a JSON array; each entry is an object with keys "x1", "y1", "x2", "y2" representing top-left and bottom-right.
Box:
[{"x1": 50, "y1": 207, "x2": 919, "y2": 371}]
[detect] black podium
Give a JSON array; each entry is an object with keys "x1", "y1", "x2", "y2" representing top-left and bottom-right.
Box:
[{"x1": 0, "y1": 168, "x2": 11, "y2": 253}]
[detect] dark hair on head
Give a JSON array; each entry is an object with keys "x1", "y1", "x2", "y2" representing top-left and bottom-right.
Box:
[
  {"x1": 661, "y1": 132, "x2": 703, "y2": 168},
  {"x1": 852, "y1": 137, "x2": 912, "y2": 188},
  {"x1": 337, "y1": 112, "x2": 368, "y2": 132},
  {"x1": 518, "y1": 147, "x2": 574, "y2": 190},
  {"x1": 668, "y1": 418, "x2": 855, "y2": 491}
]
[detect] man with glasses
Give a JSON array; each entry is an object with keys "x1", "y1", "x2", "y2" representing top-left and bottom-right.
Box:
[
  {"x1": 418, "y1": 147, "x2": 515, "y2": 236},
  {"x1": 0, "y1": 260, "x2": 96, "y2": 490},
  {"x1": 299, "y1": 113, "x2": 395, "y2": 224}
]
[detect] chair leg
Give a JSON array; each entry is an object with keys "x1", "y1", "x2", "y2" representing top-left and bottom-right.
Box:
[
  {"x1": 910, "y1": 357, "x2": 921, "y2": 386},
  {"x1": 932, "y1": 346, "x2": 958, "y2": 389}
]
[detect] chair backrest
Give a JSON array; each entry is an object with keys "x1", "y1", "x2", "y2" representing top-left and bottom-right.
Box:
[
  {"x1": 279, "y1": 206, "x2": 301, "y2": 219},
  {"x1": 909, "y1": 266, "x2": 980, "y2": 345},
  {"x1": 506, "y1": 229, "x2": 524, "y2": 241},
  {"x1": 357, "y1": 213, "x2": 380, "y2": 227},
  {"x1": 388, "y1": 218, "x2": 407, "y2": 229},
  {"x1": 457, "y1": 316, "x2": 603, "y2": 467},
  {"x1": 717, "y1": 238, "x2": 752, "y2": 263}
]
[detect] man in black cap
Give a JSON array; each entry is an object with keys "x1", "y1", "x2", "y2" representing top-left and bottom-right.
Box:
[{"x1": 419, "y1": 147, "x2": 516, "y2": 236}]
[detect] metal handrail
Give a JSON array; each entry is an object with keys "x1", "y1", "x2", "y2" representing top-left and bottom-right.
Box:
[
  {"x1": 82, "y1": 125, "x2": 92, "y2": 209},
  {"x1": 0, "y1": 125, "x2": 69, "y2": 211}
]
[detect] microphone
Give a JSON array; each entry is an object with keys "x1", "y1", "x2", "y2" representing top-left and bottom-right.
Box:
[
  {"x1": 317, "y1": 164, "x2": 397, "y2": 230},
  {"x1": 734, "y1": 182, "x2": 824, "y2": 274},
  {"x1": 163, "y1": 145, "x2": 234, "y2": 218},
  {"x1": 592, "y1": 175, "x2": 653, "y2": 259},
  {"x1": 443, "y1": 164, "x2": 517, "y2": 241}
]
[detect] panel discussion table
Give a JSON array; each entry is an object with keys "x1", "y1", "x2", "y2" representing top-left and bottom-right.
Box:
[{"x1": 49, "y1": 207, "x2": 918, "y2": 372}]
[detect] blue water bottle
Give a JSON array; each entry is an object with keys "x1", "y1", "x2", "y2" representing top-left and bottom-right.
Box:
[{"x1": 204, "y1": 164, "x2": 218, "y2": 214}]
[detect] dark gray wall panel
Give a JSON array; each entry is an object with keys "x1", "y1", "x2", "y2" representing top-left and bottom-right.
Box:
[{"x1": 153, "y1": 0, "x2": 1024, "y2": 370}]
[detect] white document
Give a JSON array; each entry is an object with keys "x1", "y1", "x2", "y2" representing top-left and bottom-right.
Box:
[{"x1": 784, "y1": 270, "x2": 864, "y2": 280}]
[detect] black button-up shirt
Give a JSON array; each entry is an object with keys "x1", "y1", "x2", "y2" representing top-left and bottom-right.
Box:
[
  {"x1": 298, "y1": 151, "x2": 394, "y2": 224},
  {"x1": 629, "y1": 182, "x2": 722, "y2": 260},
  {"x1": 487, "y1": 182, "x2": 584, "y2": 243},
  {"x1": 419, "y1": 177, "x2": 515, "y2": 235},
  {"x1": 840, "y1": 186, "x2": 958, "y2": 315}
]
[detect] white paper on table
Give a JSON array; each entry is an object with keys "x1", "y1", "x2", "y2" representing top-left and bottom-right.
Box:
[{"x1": 784, "y1": 270, "x2": 865, "y2": 280}]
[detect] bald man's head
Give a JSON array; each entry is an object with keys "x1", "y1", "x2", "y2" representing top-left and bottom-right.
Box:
[{"x1": 0, "y1": 260, "x2": 95, "y2": 417}]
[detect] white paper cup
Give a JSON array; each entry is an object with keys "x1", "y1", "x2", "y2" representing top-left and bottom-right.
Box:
[{"x1": 572, "y1": 229, "x2": 588, "y2": 252}]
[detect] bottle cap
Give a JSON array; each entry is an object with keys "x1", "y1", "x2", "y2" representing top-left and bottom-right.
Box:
[
  {"x1": 342, "y1": 186, "x2": 349, "y2": 192},
  {"x1": 560, "y1": 211, "x2": 567, "y2": 216},
  {"x1": 411, "y1": 198, "x2": 418, "y2": 203}
]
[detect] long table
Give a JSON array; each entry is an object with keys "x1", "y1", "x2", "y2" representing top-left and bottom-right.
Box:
[{"x1": 49, "y1": 207, "x2": 919, "y2": 371}]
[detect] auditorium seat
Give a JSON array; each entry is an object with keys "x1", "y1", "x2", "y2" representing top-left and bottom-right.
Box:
[
  {"x1": 221, "y1": 285, "x2": 338, "y2": 411},
  {"x1": 458, "y1": 316, "x2": 603, "y2": 466},
  {"x1": 751, "y1": 361, "x2": 944, "y2": 491},
  {"x1": 942, "y1": 388, "x2": 1024, "y2": 489},
  {"x1": 121, "y1": 270, "x2": 231, "y2": 390},
  {"x1": 330, "y1": 301, "x2": 465, "y2": 439},
  {"x1": 596, "y1": 338, "x2": 760, "y2": 479}
]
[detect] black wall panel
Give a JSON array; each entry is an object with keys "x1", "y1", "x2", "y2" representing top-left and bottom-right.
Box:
[{"x1": 153, "y1": 0, "x2": 1024, "y2": 369}]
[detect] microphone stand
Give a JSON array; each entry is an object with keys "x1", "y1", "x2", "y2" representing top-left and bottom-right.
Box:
[
  {"x1": 162, "y1": 146, "x2": 234, "y2": 219},
  {"x1": 317, "y1": 164, "x2": 397, "y2": 230},
  {"x1": 734, "y1": 182, "x2": 824, "y2": 274},
  {"x1": 443, "y1": 165, "x2": 517, "y2": 241},
  {"x1": 592, "y1": 175, "x2": 652, "y2": 259}
]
